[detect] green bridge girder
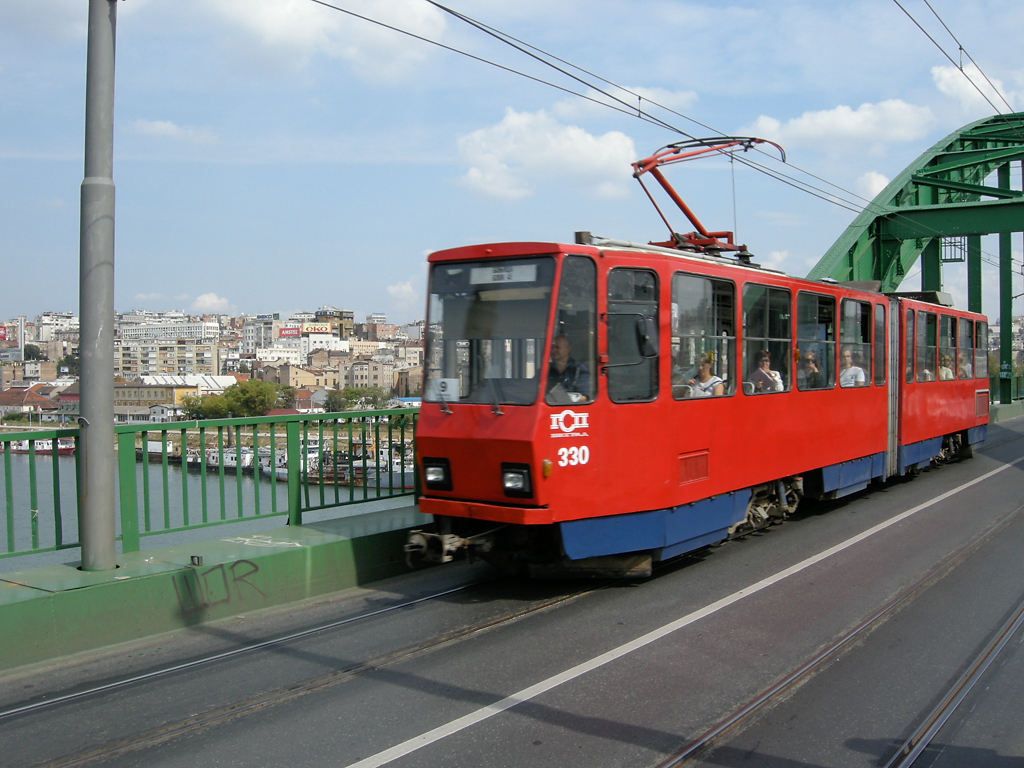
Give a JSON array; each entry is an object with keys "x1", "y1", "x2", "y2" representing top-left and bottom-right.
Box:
[
  {"x1": 807, "y1": 112, "x2": 1024, "y2": 294},
  {"x1": 807, "y1": 112, "x2": 1024, "y2": 404}
]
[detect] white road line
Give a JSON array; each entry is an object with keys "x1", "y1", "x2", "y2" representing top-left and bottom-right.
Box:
[{"x1": 344, "y1": 457, "x2": 1022, "y2": 768}]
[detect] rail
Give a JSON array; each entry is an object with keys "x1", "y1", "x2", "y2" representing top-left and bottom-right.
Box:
[{"x1": 0, "y1": 408, "x2": 418, "y2": 563}]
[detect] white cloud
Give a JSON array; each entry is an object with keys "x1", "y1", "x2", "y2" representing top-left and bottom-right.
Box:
[
  {"x1": 457, "y1": 108, "x2": 636, "y2": 200},
  {"x1": 761, "y1": 250, "x2": 791, "y2": 270},
  {"x1": 742, "y1": 100, "x2": 935, "y2": 153},
  {"x1": 190, "y1": 293, "x2": 234, "y2": 314},
  {"x1": 131, "y1": 119, "x2": 218, "y2": 145},
  {"x1": 856, "y1": 171, "x2": 890, "y2": 200},
  {"x1": 132, "y1": 293, "x2": 169, "y2": 304},
  {"x1": 385, "y1": 280, "x2": 421, "y2": 319},
  {"x1": 202, "y1": 0, "x2": 446, "y2": 81},
  {"x1": 386, "y1": 281, "x2": 417, "y2": 303},
  {"x1": 931, "y1": 63, "x2": 1020, "y2": 114}
]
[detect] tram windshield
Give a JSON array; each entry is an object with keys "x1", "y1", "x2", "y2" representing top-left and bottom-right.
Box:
[{"x1": 424, "y1": 256, "x2": 555, "y2": 406}]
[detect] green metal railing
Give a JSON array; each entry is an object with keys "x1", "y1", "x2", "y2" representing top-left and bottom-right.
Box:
[
  {"x1": 0, "y1": 426, "x2": 80, "y2": 561},
  {"x1": 0, "y1": 408, "x2": 418, "y2": 562}
]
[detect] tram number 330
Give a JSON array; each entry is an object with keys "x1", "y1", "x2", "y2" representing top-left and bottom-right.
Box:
[{"x1": 557, "y1": 445, "x2": 590, "y2": 466}]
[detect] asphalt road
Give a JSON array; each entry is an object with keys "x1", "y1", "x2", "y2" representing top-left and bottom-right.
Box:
[{"x1": 2, "y1": 418, "x2": 1022, "y2": 768}]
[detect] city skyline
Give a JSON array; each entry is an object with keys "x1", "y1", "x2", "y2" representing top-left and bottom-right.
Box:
[{"x1": 3, "y1": 1, "x2": 1023, "y2": 324}]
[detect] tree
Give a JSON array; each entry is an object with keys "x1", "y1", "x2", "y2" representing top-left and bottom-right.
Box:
[
  {"x1": 181, "y1": 393, "x2": 229, "y2": 420},
  {"x1": 57, "y1": 352, "x2": 80, "y2": 376},
  {"x1": 361, "y1": 386, "x2": 388, "y2": 410},
  {"x1": 275, "y1": 386, "x2": 296, "y2": 409},
  {"x1": 181, "y1": 380, "x2": 282, "y2": 420},
  {"x1": 324, "y1": 388, "x2": 349, "y2": 413},
  {"x1": 23, "y1": 344, "x2": 45, "y2": 360},
  {"x1": 222, "y1": 379, "x2": 280, "y2": 416}
]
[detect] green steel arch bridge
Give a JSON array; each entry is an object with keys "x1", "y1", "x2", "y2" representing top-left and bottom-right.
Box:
[{"x1": 807, "y1": 112, "x2": 1024, "y2": 403}]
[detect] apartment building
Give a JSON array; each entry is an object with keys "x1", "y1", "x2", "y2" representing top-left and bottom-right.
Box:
[
  {"x1": 117, "y1": 320, "x2": 221, "y2": 342},
  {"x1": 113, "y1": 382, "x2": 198, "y2": 408},
  {"x1": 347, "y1": 359, "x2": 395, "y2": 391},
  {"x1": 113, "y1": 339, "x2": 220, "y2": 378}
]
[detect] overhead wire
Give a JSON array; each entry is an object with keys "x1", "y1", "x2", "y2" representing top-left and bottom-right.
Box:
[
  {"x1": 421, "y1": 0, "x2": 1022, "y2": 259},
  {"x1": 424, "y1": 1, "x2": 891, "y2": 214},
  {"x1": 303, "y1": 0, "x2": 685, "y2": 131},
  {"x1": 422, "y1": 0, "x2": 873, "y2": 215},
  {"x1": 306, "y1": 0, "x2": 1021, "y2": 270},
  {"x1": 420, "y1": 1, "x2": 1021, "y2": 270}
]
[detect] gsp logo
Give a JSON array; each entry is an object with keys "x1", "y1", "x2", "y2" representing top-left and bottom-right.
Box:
[{"x1": 549, "y1": 409, "x2": 590, "y2": 436}]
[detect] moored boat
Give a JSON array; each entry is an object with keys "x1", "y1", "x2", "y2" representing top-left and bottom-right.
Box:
[{"x1": 6, "y1": 438, "x2": 76, "y2": 455}]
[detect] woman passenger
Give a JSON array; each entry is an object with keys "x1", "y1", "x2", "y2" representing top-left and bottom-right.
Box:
[
  {"x1": 938, "y1": 355, "x2": 954, "y2": 380},
  {"x1": 748, "y1": 350, "x2": 783, "y2": 392},
  {"x1": 688, "y1": 352, "x2": 725, "y2": 396}
]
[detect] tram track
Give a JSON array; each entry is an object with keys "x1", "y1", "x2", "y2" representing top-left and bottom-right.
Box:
[
  {"x1": 1, "y1": 572, "x2": 602, "y2": 750},
  {"x1": 13, "y1": 577, "x2": 604, "y2": 768},
  {"x1": 882, "y1": 592, "x2": 1024, "y2": 768},
  {"x1": 654, "y1": 500, "x2": 1024, "y2": 768},
  {"x1": 0, "y1": 580, "x2": 479, "y2": 723}
]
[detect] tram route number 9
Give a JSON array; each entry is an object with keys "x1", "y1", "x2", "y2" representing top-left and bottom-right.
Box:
[{"x1": 557, "y1": 445, "x2": 590, "y2": 466}]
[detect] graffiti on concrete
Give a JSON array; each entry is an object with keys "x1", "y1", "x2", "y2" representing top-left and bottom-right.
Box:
[{"x1": 173, "y1": 559, "x2": 267, "y2": 616}]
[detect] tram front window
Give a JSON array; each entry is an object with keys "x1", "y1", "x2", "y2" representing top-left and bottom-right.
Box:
[{"x1": 424, "y1": 256, "x2": 554, "y2": 406}]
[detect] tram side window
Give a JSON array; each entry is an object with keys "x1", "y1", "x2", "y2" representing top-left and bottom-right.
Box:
[
  {"x1": 606, "y1": 268, "x2": 659, "y2": 403},
  {"x1": 671, "y1": 273, "x2": 735, "y2": 399},
  {"x1": 938, "y1": 315, "x2": 956, "y2": 381},
  {"x1": 916, "y1": 311, "x2": 938, "y2": 381},
  {"x1": 873, "y1": 303, "x2": 886, "y2": 386},
  {"x1": 975, "y1": 321, "x2": 988, "y2": 378},
  {"x1": 546, "y1": 255, "x2": 597, "y2": 405},
  {"x1": 958, "y1": 318, "x2": 974, "y2": 378},
  {"x1": 795, "y1": 292, "x2": 834, "y2": 390},
  {"x1": 839, "y1": 299, "x2": 871, "y2": 387},
  {"x1": 742, "y1": 284, "x2": 791, "y2": 394},
  {"x1": 905, "y1": 309, "x2": 915, "y2": 383}
]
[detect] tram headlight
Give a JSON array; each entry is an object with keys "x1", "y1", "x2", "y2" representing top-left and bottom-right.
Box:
[
  {"x1": 501, "y1": 463, "x2": 532, "y2": 498},
  {"x1": 422, "y1": 458, "x2": 452, "y2": 491}
]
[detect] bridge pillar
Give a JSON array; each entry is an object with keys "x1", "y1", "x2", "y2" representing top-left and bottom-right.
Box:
[
  {"x1": 920, "y1": 239, "x2": 941, "y2": 293},
  {"x1": 997, "y1": 165, "x2": 1014, "y2": 405},
  {"x1": 967, "y1": 235, "x2": 982, "y2": 314}
]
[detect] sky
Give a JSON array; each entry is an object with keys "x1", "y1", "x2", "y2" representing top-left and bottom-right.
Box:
[{"x1": 2, "y1": 0, "x2": 1023, "y2": 326}]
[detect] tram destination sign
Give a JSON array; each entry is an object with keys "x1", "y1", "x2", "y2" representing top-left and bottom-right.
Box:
[{"x1": 470, "y1": 264, "x2": 537, "y2": 285}]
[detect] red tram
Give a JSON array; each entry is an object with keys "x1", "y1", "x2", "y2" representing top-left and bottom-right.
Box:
[
  {"x1": 407, "y1": 140, "x2": 990, "y2": 577},
  {"x1": 406, "y1": 235, "x2": 989, "y2": 576}
]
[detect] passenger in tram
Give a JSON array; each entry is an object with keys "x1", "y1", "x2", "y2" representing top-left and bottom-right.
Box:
[
  {"x1": 748, "y1": 349, "x2": 784, "y2": 392},
  {"x1": 958, "y1": 351, "x2": 973, "y2": 379},
  {"x1": 938, "y1": 355, "x2": 955, "y2": 380},
  {"x1": 547, "y1": 334, "x2": 590, "y2": 400},
  {"x1": 797, "y1": 350, "x2": 825, "y2": 389},
  {"x1": 687, "y1": 352, "x2": 725, "y2": 397},
  {"x1": 838, "y1": 346, "x2": 866, "y2": 388}
]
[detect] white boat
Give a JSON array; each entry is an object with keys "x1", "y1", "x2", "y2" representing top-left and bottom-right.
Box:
[
  {"x1": 202, "y1": 446, "x2": 256, "y2": 473},
  {"x1": 6, "y1": 438, "x2": 75, "y2": 455}
]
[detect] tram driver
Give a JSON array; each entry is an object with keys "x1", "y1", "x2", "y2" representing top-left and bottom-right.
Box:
[{"x1": 547, "y1": 334, "x2": 590, "y2": 403}]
